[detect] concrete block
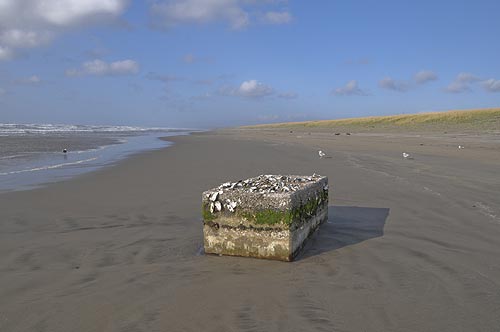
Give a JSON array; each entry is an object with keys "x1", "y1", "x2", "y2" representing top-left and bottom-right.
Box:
[{"x1": 202, "y1": 174, "x2": 328, "y2": 261}]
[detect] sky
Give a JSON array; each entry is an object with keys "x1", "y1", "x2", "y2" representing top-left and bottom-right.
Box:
[{"x1": 1, "y1": 0, "x2": 500, "y2": 128}]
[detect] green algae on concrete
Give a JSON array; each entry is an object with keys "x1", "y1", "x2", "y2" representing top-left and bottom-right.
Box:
[
  {"x1": 202, "y1": 202, "x2": 216, "y2": 221},
  {"x1": 202, "y1": 174, "x2": 329, "y2": 261},
  {"x1": 242, "y1": 209, "x2": 293, "y2": 226}
]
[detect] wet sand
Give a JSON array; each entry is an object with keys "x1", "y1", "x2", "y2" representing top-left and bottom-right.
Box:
[{"x1": 1, "y1": 129, "x2": 500, "y2": 331}]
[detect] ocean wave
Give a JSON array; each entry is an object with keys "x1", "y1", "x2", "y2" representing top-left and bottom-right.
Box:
[
  {"x1": 0, "y1": 123, "x2": 192, "y2": 135},
  {"x1": 0, "y1": 157, "x2": 98, "y2": 176}
]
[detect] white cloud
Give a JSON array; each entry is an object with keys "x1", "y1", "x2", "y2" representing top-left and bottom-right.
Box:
[
  {"x1": 414, "y1": 70, "x2": 438, "y2": 84},
  {"x1": 445, "y1": 81, "x2": 470, "y2": 93},
  {"x1": 0, "y1": 29, "x2": 53, "y2": 49},
  {"x1": 16, "y1": 75, "x2": 41, "y2": 84},
  {"x1": 277, "y1": 91, "x2": 298, "y2": 99},
  {"x1": 151, "y1": 0, "x2": 249, "y2": 29},
  {"x1": 106, "y1": 60, "x2": 138, "y2": 74},
  {"x1": 333, "y1": 80, "x2": 368, "y2": 96},
  {"x1": 482, "y1": 79, "x2": 500, "y2": 92},
  {"x1": 238, "y1": 79, "x2": 274, "y2": 97},
  {"x1": 151, "y1": 0, "x2": 293, "y2": 29},
  {"x1": 445, "y1": 72, "x2": 481, "y2": 93},
  {"x1": 378, "y1": 70, "x2": 437, "y2": 92},
  {"x1": 263, "y1": 11, "x2": 292, "y2": 24},
  {"x1": 0, "y1": 0, "x2": 128, "y2": 60},
  {"x1": 219, "y1": 79, "x2": 274, "y2": 98},
  {"x1": 379, "y1": 77, "x2": 409, "y2": 92},
  {"x1": 456, "y1": 72, "x2": 480, "y2": 83},
  {"x1": 66, "y1": 59, "x2": 139, "y2": 76},
  {"x1": 35, "y1": 0, "x2": 128, "y2": 26},
  {"x1": 0, "y1": 46, "x2": 13, "y2": 60}
]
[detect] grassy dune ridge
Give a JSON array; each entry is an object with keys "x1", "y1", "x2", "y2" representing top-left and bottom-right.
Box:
[{"x1": 243, "y1": 108, "x2": 500, "y2": 132}]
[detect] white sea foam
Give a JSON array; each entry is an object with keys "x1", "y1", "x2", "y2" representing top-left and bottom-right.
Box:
[
  {"x1": 75, "y1": 145, "x2": 108, "y2": 154},
  {"x1": 0, "y1": 123, "x2": 190, "y2": 136},
  {"x1": 0, "y1": 157, "x2": 98, "y2": 175},
  {"x1": 0, "y1": 154, "x2": 25, "y2": 160},
  {"x1": 475, "y1": 202, "x2": 499, "y2": 223}
]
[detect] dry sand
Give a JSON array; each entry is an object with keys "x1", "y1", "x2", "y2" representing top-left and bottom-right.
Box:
[{"x1": 1, "y1": 129, "x2": 500, "y2": 331}]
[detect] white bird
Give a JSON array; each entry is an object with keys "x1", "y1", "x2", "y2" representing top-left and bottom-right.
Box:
[
  {"x1": 318, "y1": 150, "x2": 326, "y2": 158},
  {"x1": 458, "y1": 145, "x2": 464, "y2": 149},
  {"x1": 402, "y1": 152, "x2": 410, "y2": 159}
]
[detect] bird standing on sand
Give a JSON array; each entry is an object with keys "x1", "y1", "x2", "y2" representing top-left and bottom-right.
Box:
[
  {"x1": 318, "y1": 150, "x2": 326, "y2": 158},
  {"x1": 402, "y1": 152, "x2": 410, "y2": 159},
  {"x1": 458, "y1": 145, "x2": 464, "y2": 149}
]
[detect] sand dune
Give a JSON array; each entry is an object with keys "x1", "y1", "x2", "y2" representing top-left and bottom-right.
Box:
[{"x1": 244, "y1": 108, "x2": 500, "y2": 133}]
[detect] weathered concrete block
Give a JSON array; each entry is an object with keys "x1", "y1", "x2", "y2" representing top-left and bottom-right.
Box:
[{"x1": 202, "y1": 174, "x2": 329, "y2": 261}]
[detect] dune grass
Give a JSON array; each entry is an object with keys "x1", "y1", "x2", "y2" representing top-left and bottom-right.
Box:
[{"x1": 243, "y1": 108, "x2": 500, "y2": 132}]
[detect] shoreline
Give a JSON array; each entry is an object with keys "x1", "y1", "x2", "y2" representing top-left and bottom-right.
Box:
[
  {"x1": 0, "y1": 131, "x2": 193, "y2": 194},
  {"x1": 1, "y1": 128, "x2": 499, "y2": 331}
]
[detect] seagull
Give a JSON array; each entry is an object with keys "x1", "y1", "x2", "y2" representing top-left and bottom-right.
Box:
[
  {"x1": 458, "y1": 145, "x2": 464, "y2": 149},
  {"x1": 62, "y1": 149, "x2": 68, "y2": 153},
  {"x1": 402, "y1": 152, "x2": 410, "y2": 159},
  {"x1": 318, "y1": 150, "x2": 326, "y2": 158}
]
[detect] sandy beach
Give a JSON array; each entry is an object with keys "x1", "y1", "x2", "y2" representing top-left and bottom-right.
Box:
[{"x1": 1, "y1": 128, "x2": 500, "y2": 331}]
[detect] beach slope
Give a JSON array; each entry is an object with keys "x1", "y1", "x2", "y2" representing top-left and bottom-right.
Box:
[{"x1": 1, "y1": 128, "x2": 500, "y2": 331}]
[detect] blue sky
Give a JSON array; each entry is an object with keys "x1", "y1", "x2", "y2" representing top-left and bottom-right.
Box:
[{"x1": 1, "y1": 0, "x2": 499, "y2": 128}]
